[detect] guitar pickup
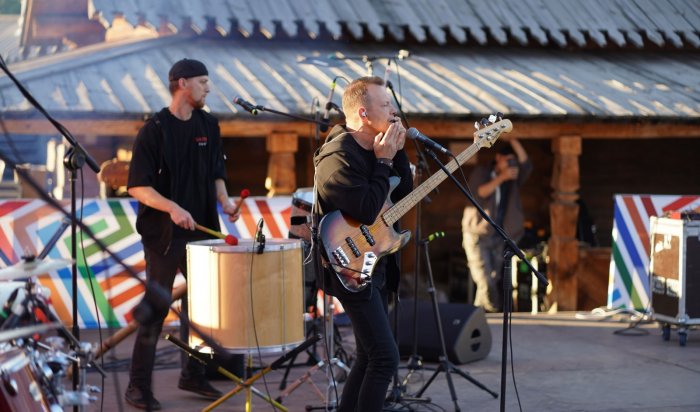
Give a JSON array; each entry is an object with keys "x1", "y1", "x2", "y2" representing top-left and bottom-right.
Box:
[
  {"x1": 360, "y1": 225, "x2": 375, "y2": 246},
  {"x1": 332, "y1": 247, "x2": 349, "y2": 267},
  {"x1": 345, "y1": 237, "x2": 361, "y2": 257}
]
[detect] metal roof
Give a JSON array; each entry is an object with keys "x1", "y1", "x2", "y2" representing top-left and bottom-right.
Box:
[
  {"x1": 91, "y1": 0, "x2": 700, "y2": 48},
  {"x1": 1, "y1": 36, "x2": 699, "y2": 119}
]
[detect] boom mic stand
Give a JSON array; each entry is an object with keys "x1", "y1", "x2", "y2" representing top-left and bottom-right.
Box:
[
  {"x1": 234, "y1": 95, "x2": 351, "y2": 410},
  {"x1": 0, "y1": 55, "x2": 102, "y2": 411},
  {"x1": 412, "y1": 232, "x2": 497, "y2": 411},
  {"x1": 421, "y1": 145, "x2": 546, "y2": 412}
]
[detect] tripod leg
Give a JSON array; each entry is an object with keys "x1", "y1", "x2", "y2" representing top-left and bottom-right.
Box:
[
  {"x1": 414, "y1": 364, "x2": 441, "y2": 398},
  {"x1": 279, "y1": 350, "x2": 299, "y2": 390},
  {"x1": 440, "y1": 357, "x2": 462, "y2": 412},
  {"x1": 450, "y1": 364, "x2": 498, "y2": 398}
]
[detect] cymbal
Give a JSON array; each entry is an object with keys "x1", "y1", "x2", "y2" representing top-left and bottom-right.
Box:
[
  {"x1": 0, "y1": 322, "x2": 61, "y2": 342},
  {"x1": 0, "y1": 258, "x2": 73, "y2": 281}
]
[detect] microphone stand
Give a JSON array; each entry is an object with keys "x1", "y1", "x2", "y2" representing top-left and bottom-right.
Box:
[
  {"x1": 243, "y1": 104, "x2": 331, "y2": 126},
  {"x1": 384, "y1": 80, "x2": 433, "y2": 407},
  {"x1": 422, "y1": 148, "x2": 546, "y2": 412}
]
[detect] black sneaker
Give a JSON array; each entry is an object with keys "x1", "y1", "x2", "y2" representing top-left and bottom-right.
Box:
[
  {"x1": 178, "y1": 377, "x2": 223, "y2": 399},
  {"x1": 125, "y1": 384, "x2": 161, "y2": 410}
]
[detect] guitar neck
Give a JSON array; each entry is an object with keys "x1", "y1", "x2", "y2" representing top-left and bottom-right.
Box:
[{"x1": 382, "y1": 143, "x2": 481, "y2": 226}]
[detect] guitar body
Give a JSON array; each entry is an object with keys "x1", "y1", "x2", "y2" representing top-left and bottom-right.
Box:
[
  {"x1": 318, "y1": 118, "x2": 511, "y2": 293},
  {"x1": 319, "y1": 177, "x2": 411, "y2": 292}
]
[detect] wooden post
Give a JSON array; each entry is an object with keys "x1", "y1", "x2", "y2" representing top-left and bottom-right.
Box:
[
  {"x1": 265, "y1": 132, "x2": 298, "y2": 196},
  {"x1": 548, "y1": 136, "x2": 581, "y2": 311}
]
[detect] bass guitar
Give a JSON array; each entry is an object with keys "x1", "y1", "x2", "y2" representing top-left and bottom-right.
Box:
[{"x1": 319, "y1": 117, "x2": 512, "y2": 292}]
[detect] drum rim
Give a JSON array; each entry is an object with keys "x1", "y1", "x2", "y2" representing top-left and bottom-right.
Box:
[{"x1": 187, "y1": 238, "x2": 303, "y2": 252}]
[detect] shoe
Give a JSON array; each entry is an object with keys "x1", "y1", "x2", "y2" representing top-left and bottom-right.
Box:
[
  {"x1": 178, "y1": 377, "x2": 223, "y2": 399},
  {"x1": 125, "y1": 384, "x2": 161, "y2": 410}
]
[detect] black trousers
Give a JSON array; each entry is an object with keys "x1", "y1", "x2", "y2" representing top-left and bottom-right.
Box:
[
  {"x1": 128, "y1": 238, "x2": 203, "y2": 389},
  {"x1": 336, "y1": 286, "x2": 399, "y2": 412}
]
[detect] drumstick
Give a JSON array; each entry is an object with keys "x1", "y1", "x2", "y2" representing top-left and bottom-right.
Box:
[
  {"x1": 231, "y1": 188, "x2": 250, "y2": 216},
  {"x1": 194, "y1": 223, "x2": 238, "y2": 245}
]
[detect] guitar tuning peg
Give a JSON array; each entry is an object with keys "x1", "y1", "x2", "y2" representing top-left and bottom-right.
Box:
[
  {"x1": 496, "y1": 112, "x2": 504, "y2": 121},
  {"x1": 488, "y1": 114, "x2": 497, "y2": 124},
  {"x1": 474, "y1": 121, "x2": 480, "y2": 130},
  {"x1": 479, "y1": 118, "x2": 489, "y2": 126}
]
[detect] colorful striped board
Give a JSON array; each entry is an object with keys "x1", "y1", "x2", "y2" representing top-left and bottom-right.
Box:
[
  {"x1": 0, "y1": 197, "x2": 293, "y2": 328},
  {"x1": 608, "y1": 194, "x2": 700, "y2": 311}
]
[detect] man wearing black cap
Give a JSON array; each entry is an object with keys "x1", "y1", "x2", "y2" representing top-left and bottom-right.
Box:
[
  {"x1": 125, "y1": 58, "x2": 241, "y2": 410},
  {"x1": 461, "y1": 138, "x2": 532, "y2": 313}
]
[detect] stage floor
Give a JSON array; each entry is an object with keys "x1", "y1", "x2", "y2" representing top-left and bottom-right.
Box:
[{"x1": 70, "y1": 312, "x2": 700, "y2": 411}]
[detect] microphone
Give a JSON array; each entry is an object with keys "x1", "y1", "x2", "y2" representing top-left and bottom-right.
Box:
[
  {"x1": 422, "y1": 231, "x2": 445, "y2": 243},
  {"x1": 255, "y1": 218, "x2": 265, "y2": 254},
  {"x1": 320, "y1": 78, "x2": 338, "y2": 132},
  {"x1": 233, "y1": 96, "x2": 259, "y2": 115},
  {"x1": 406, "y1": 127, "x2": 452, "y2": 155}
]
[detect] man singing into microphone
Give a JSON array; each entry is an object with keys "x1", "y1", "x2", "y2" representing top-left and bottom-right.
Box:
[
  {"x1": 314, "y1": 76, "x2": 413, "y2": 411},
  {"x1": 125, "y1": 58, "x2": 241, "y2": 410}
]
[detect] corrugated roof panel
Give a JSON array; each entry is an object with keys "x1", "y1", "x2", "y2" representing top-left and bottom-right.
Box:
[
  {"x1": 84, "y1": 0, "x2": 700, "y2": 48},
  {"x1": 2, "y1": 38, "x2": 699, "y2": 119}
]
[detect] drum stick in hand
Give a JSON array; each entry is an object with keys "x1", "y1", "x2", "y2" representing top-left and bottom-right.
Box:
[
  {"x1": 194, "y1": 223, "x2": 238, "y2": 245},
  {"x1": 231, "y1": 188, "x2": 250, "y2": 216}
]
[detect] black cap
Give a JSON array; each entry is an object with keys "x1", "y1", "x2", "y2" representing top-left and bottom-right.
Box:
[{"x1": 168, "y1": 58, "x2": 208, "y2": 81}]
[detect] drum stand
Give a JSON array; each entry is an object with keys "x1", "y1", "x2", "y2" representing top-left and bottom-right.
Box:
[
  {"x1": 165, "y1": 333, "x2": 320, "y2": 411},
  {"x1": 275, "y1": 293, "x2": 350, "y2": 411},
  {"x1": 276, "y1": 293, "x2": 351, "y2": 410}
]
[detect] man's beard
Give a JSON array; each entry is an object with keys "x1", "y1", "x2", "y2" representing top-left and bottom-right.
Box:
[{"x1": 193, "y1": 99, "x2": 205, "y2": 110}]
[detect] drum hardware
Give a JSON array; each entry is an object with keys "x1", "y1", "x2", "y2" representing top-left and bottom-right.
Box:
[
  {"x1": 277, "y1": 293, "x2": 352, "y2": 410},
  {"x1": 277, "y1": 298, "x2": 350, "y2": 391},
  {"x1": 0, "y1": 257, "x2": 72, "y2": 281},
  {"x1": 165, "y1": 333, "x2": 313, "y2": 411},
  {"x1": 166, "y1": 332, "x2": 322, "y2": 412},
  {"x1": 0, "y1": 272, "x2": 102, "y2": 410}
]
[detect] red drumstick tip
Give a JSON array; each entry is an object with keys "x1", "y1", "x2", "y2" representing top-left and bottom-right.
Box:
[
  {"x1": 240, "y1": 188, "x2": 250, "y2": 198},
  {"x1": 224, "y1": 234, "x2": 238, "y2": 246}
]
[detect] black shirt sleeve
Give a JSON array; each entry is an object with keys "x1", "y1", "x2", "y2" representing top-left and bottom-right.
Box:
[{"x1": 127, "y1": 120, "x2": 160, "y2": 189}]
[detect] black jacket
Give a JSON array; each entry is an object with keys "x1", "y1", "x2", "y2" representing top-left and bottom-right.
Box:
[{"x1": 313, "y1": 125, "x2": 413, "y2": 299}]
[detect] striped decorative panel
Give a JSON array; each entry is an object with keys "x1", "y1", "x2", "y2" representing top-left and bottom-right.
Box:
[
  {"x1": 0, "y1": 197, "x2": 293, "y2": 328},
  {"x1": 608, "y1": 194, "x2": 700, "y2": 311}
]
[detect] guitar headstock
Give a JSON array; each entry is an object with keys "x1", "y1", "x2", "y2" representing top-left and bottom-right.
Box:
[{"x1": 473, "y1": 113, "x2": 512, "y2": 148}]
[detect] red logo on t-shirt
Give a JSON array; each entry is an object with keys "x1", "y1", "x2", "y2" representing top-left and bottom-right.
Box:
[{"x1": 195, "y1": 136, "x2": 208, "y2": 146}]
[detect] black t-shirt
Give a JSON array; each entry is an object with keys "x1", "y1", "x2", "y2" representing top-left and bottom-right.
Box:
[{"x1": 128, "y1": 108, "x2": 226, "y2": 252}]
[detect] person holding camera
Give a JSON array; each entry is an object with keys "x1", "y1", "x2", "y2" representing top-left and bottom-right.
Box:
[{"x1": 461, "y1": 138, "x2": 532, "y2": 312}]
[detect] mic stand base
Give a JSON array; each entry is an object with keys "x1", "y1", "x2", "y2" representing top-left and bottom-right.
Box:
[{"x1": 410, "y1": 240, "x2": 497, "y2": 412}]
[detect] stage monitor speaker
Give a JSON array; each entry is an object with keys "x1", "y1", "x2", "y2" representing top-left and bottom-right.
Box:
[{"x1": 392, "y1": 300, "x2": 491, "y2": 364}]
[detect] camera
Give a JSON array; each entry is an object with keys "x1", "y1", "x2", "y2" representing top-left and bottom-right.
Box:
[{"x1": 507, "y1": 158, "x2": 518, "y2": 167}]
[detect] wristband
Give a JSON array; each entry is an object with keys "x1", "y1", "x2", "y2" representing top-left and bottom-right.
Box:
[{"x1": 376, "y1": 158, "x2": 393, "y2": 168}]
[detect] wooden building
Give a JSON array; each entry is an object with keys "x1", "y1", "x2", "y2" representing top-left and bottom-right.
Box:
[{"x1": 1, "y1": 0, "x2": 699, "y2": 310}]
